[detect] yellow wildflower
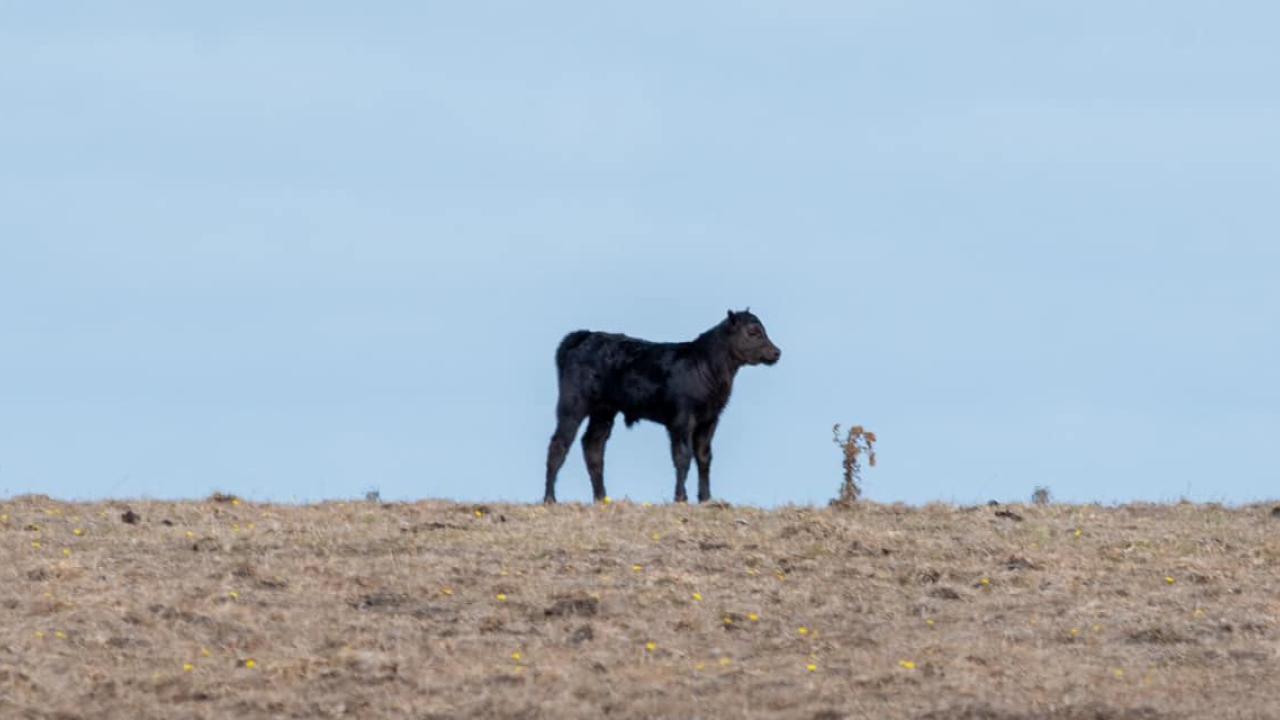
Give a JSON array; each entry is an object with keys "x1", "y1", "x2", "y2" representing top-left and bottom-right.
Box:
[
  {"x1": 244, "y1": 659, "x2": 257, "y2": 669},
  {"x1": 183, "y1": 663, "x2": 194, "y2": 672},
  {"x1": 691, "y1": 592, "x2": 702, "y2": 602},
  {"x1": 718, "y1": 657, "x2": 732, "y2": 667},
  {"x1": 806, "y1": 663, "x2": 818, "y2": 672},
  {"x1": 72, "y1": 528, "x2": 84, "y2": 536},
  {"x1": 511, "y1": 651, "x2": 522, "y2": 661},
  {"x1": 797, "y1": 626, "x2": 809, "y2": 636},
  {"x1": 1165, "y1": 576, "x2": 1175, "y2": 585},
  {"x1": 645, "y1": 642, "x2": 657, "y2": 652},
  {"x1": 496, "y1": 593, "x2": 508, "y2": 602},
  {"x1": 748, "y1": 613, "x2": 759, "y2": 622},
  {"x1": 55, "y1": 631, "x2": 66, "y2": 640},
  {"x1": 899, "y1": 660, "x2": 917, "y2": 670},
  {"x1": 602, "y1": 497, "x2": 613, "y2": 505},
  {"x1": 632, "y1": 564, "x2": 643, "y2": 572}
]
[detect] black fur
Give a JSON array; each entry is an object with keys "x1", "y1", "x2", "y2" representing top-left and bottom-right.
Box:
[{"x1": 544, "y1": 309, "x2": 781, "y2": 504}]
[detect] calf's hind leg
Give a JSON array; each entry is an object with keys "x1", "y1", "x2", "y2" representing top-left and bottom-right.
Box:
[
  {"x1": 544, "y1": 404, "x2": 586, "y2": 504},
  {"x1": 581, "y1": 412, "x2": 615, "y2": 502}
]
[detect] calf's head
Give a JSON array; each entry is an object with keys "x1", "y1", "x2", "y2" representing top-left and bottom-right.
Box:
[{"x1": 725, "y1": 309, "x2": 781, "y2": 366}]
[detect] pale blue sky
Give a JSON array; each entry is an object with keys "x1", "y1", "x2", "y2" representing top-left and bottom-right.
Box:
[{"x1": 2, "y1": 2, "x2": 1277, "y2": 505}]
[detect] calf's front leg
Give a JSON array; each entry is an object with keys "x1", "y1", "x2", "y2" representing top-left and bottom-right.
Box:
[
  {"x1": 667, "y1": 422, "x2": 693, "y2": 503},
  {"x1": 693, "y1": 419, "x2": 718, "y2": 503}
]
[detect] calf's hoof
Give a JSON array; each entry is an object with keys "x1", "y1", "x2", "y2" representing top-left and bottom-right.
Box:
[{"x1": 543, "y1": 495, "x2": 557, "y2": 505}]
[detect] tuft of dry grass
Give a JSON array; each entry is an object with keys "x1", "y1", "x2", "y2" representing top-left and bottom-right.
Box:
[{"x1": 2, "y1": 496, "x2": 1279, "y2": 719}]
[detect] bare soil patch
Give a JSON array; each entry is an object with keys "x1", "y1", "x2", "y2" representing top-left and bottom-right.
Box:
[{"x1": 2, "y1": 497, "x2": 1278, "y2": 719}]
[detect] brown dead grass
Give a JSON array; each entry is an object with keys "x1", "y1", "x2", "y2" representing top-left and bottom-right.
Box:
[{"x1": 2, "y1": 496, "x2": 1279, "y2": 719}]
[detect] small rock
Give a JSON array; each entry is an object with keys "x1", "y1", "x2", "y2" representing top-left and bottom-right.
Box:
[
  {"x1": 544, "y1": 595, "x2": 599, "y2": 618},
  {"x1": 351, "y1": 592, "x2": 409, "y2": 611},
  {"x1": 927, "y1": 587, "x2": 963, "y2": 601},
  {"x1": 1005, "y1": 556, "x2": 1038, "y2": 571},
  {"x1": 121, "y1": 510, "x2": 141, "y2": 525},
  {"x1": 1127, "y1": 627, "x2": 1193, "y2": 644},
  {"x1": 191, "y1": 537, "x2": 221, "y2": 552},
  {"x1": 569, "y1": 625, "x2": 594, "y2": 644}
]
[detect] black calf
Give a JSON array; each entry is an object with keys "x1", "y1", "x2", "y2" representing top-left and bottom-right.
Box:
[{"x1": 543, "y1": 309, "x2": 781, "y2": 504}]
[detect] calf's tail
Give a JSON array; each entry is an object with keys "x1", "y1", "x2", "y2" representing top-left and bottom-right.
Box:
[{"x1": 555, "y1": 330, "x2": 592, "y2": 373}]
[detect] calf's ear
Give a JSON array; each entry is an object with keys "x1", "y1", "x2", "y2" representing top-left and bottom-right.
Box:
[{"x1": 726, "y1": 309, "x2": 737, "y2": 324}]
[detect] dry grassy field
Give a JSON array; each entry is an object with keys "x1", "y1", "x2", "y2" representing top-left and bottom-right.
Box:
[{"x1": 2, "y1": 495, "x2": 1278, "y2": 719}]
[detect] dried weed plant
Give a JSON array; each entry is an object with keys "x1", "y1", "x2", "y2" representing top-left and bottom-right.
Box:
[{"x1": 831, "y1": 423, "x2": 876, "y2": 506}]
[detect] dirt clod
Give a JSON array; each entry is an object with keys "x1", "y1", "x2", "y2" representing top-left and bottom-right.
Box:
[{"x1": 544, "y1": 595, "x2": 599, "y2": 618}]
